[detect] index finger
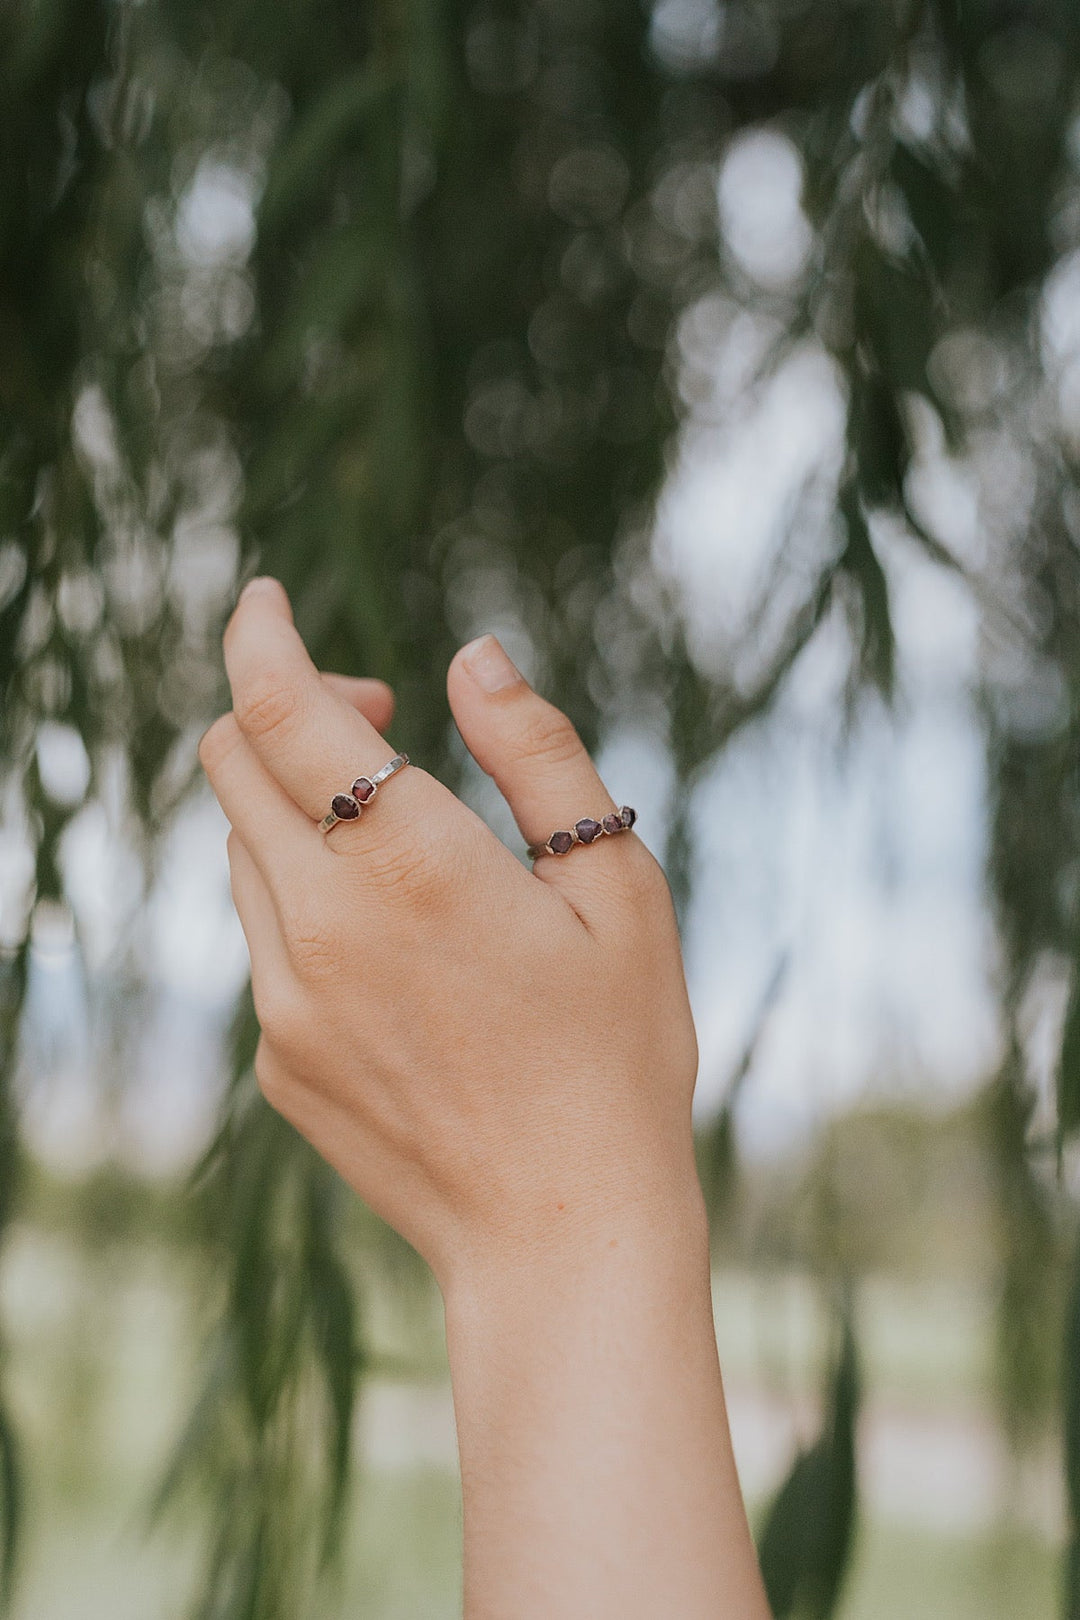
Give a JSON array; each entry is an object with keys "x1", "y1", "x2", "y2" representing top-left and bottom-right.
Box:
[{"x1": 223, "y1": 578, "x2": 426, "y2": 834}]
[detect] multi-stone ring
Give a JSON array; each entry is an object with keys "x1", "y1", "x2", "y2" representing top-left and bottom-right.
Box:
[
  {"x1": 318, "y1": 753, "x2": 410, "y2": 833},
  {"x1": 527, "y1": 805, "x2": 637, "y2": 861}
]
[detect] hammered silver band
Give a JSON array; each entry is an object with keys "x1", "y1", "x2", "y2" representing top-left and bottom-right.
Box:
[
  {"x1": 318, "y1": 753, "x2": 410, "y2": 832},
  {"x1": 527, "y1": 805, "x2": 637, "y2": 861}
]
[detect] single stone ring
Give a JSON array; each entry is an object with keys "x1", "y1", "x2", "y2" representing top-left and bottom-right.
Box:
[
  {"x1": 527, "y1": 805, "x2": 637, "y2": 861},
  {"x1": 318, "y1": 753, "x2": 410, "y2": 833}
]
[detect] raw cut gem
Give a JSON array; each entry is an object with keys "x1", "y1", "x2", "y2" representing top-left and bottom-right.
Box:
[
  {"x1": 575, "y1": 817, "x2": 602, "y2": 844},
  {"x1": 549, "y1": 829, "x2": 575, "y2": 855},
  {"x1": 601, "y1": 812, "x2": 623, "y2": 835},
  {"x1": 351, "y1": 776, "x2": 376, "y2": 802},
  {"x1": 331, "y1": 793, "x2": 361, "y2": 820},
  {"x1": 619, "y1": 805, "x2": 637, "y2": 828}
]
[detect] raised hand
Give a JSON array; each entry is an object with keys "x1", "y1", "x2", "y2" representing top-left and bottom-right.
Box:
[
  {"x1": 200, "y1": 575, "x2": 768, "y2": 1620},
  {"x1": 199, "y1": 575, "x2": 699, "y2": 1287}
]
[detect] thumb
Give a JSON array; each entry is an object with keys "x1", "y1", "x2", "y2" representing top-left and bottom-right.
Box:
[{"x1": 447, "y1": 635, "x2": 633, "y2": 874}]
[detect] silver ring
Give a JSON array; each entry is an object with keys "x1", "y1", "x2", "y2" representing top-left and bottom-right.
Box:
[
  {"x1": 527, "y1": 806, "x2": 636, "y2": 860},
  {"x1": 318, "y1": 753, "x2": 410, "y2": 832}
]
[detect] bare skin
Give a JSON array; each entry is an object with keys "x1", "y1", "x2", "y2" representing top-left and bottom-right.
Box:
[{"x1": 199, "y1": 576, "x2": 770, "y2": 1620}]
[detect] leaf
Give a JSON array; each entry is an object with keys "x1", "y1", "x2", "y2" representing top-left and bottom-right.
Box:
[
  {"x1": 259, "y1": 65, "x2": 397, "y2": 237},
  {"x1": 758, "y1": 1303, "x2": 859, "y2": 1620},
  {"x1": 1059, "y1": 976, "x2": 1080, "y2": 1139},
  {"x1": 699, "y1": 957, "x2": 789, "y2": 1237},
  {"x1": 851, "y1": 236, "x2": 937, "y2": 395},
  {"x1": 303, "y1": 1165, "x2": 361, "y2": 1558},
  {"x1": 849, "y1": 371, "x2": 908, "y2": 508},
  {"x1": 889, "y1": 140, "x2": 958, "y2": 286},
  {"x1": 146, "y1": 1333, "x2": 235, "y2": 1526},
  {"x1": 837, "y1": 482, "x2": 894, "y2": 699},
  {"x1": 1064, "y1": 1239, "x2": 1080, "y2": 1619},
  {"x1": 0, "y1": 1403, "x2": 21, "y2": 1613},
  {"x1": 258, "y1": 220, "x2": 388, "y2": 394},
  {"x1": 226, "y1": 1104, "x2": 292, "y2": 1430}
]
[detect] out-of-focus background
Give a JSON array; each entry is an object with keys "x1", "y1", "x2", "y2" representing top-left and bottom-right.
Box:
[{"x1": 2, "y1": 1, "x2": 1079, "y2": 1616}]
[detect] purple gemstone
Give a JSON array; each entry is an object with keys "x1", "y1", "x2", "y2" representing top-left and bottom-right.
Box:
[
  {"x1": 601, "y1": 812, "x2": 623, "y2": 835},
  {"x1": 351, "y1": 776, "x2": 376, "y2": 802},
  {"x1": 619, "y1": 805, "x2": 637, "y2": 828},
  {"x1": 331, "y1": 793, "x2": 361, "y2": 820},
  {"x1": 549, "y1": 829, "x2": 575, "y2": 855},
  {"x1": 575, "y1": 817, "x2": 602, "y2": 844}
]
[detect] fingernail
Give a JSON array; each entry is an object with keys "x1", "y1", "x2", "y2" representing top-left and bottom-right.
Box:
[
  {"x1": 238, "y1": 575, "x2": 281, "y2": 606},
  {"x1": 461, "y1": 634, "x2": 525, "y2": 694}
]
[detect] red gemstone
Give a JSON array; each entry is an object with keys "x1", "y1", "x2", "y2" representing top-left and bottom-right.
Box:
[
  {"x1": 351, "y1": 777, "x2": 376, "y2": 802},
  {"x1": 619, "y1": 805, "x2": 636, "y2": 828},
  {"x1": 549, "y1": 829, "x2": 574, "y2": 854},
  {"x1": 575, "y1": 817, "x2": 602, "y2": 844},
  {"x1": 601, "y1": 812, "x2": 623, "y2": 835},
  {"x1": 331, "y1": 793, "x2": 361, "y2": 820}
]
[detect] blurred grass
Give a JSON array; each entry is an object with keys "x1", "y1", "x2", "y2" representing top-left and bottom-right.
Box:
[
  {"x1": 0, "y1": 1220, "x2": 1061, "y2": 1618},
  {"x1": 7, "y1": 1469, "x2": 1059, "y2": 1620},
  {"x1": 713, "y1": 1270, "x2": 999, "y2": 1415},
  {"x1": 840, "y1": 1524, "x2": 1056, "y2": 1620}
]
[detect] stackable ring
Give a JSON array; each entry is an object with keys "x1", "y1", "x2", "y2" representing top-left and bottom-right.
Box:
[
  {"x1": 318, "y1": 753, "x2": 410, "y2": 832},
  {"x1": 527, "y1": 805, "x2": 637, "y2": 861}
]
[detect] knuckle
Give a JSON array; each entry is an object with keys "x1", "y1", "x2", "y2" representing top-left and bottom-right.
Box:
[
  {"x1": 508, "y1": 703, "x2": 583, "y2": 771},
  {"x1": 253, "y1": 1042, "x2": 290, "y2": 1109},
  {"x1": 634, "y1": 847, "x2": 672, "y2": 904},
  {"x1": 278, "y1": 895, "x2": 341, "y2": 981},
  {"x1": 289, "y1": 928, "x2": 340, "y2": 982},
  {"x1": 285, "y1": 920, "x2": 339, "y2": 982},
  {"x1": 597, "y1": 839, "x2": 671, "y2": 920},
  {"x1": 226, "y1": 839, "x2": 244, "y2": 904},
  {"x1": 254, "y1": 1046, "x2": 309, "y2": 1125},
  {"x1": 234, "y1": 673, "x2": 302, "y2": 744},
  {"x1": 629, "y1": 850, "x2": 675, "y2": 921},
  {"x1": 327, "y1": 782, "x2": 453, "y2": 903},
  {"x1": 252, "y1": 980, "x2": 309, "y2": 1056},
  {"x1": 357, "y1": 827, "x2": 447, "y2": 903},
  {"x1": 198, "y1": 714, "x2": 242, "y2": 775}
]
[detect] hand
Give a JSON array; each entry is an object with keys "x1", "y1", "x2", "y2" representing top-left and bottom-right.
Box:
[
  {"x1": 200, "y1": 578, "x2": 769, "y2": 1620},
  {"x1": 199, "y1": 576, "x2": 701, "y2": 1288}
]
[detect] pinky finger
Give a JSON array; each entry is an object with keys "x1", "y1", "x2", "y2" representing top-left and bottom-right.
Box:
[{"x1": 227, "y1": 830, "x2": 300, "y2": 1033}]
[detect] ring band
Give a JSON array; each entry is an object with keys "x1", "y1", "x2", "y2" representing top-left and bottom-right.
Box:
[
  {"x1": 527, "y1": 805, "x2": 636, "y2": 860},
  {"x1": 318, "y1": 753, "x2": 410, "y2": 832}
]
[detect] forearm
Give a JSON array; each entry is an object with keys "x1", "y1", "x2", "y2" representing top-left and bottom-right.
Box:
[{"x1": 442, "y1": 1179, "x2": 770, "y2": 1620}]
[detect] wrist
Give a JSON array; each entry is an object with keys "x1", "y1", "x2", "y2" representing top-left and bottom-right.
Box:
[
  {"x1": 437, "y1": 1160, "x2": 766, "y2": 1620},
  {"x1": 439, "y1": 1168, "x2": 712, "y2": 1341}
]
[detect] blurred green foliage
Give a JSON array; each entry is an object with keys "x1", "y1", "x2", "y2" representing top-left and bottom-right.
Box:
[
  {"x1": 759, "y1": 1304, "x2": 858, "y2": 1620},
  {"x1": 3, "y1": 0, "x2": 1080, "y2": 1615}
]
